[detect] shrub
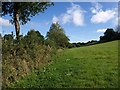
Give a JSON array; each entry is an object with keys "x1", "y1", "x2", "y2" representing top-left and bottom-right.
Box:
[{"x1": 2, "y1": 31, "x2": 56, "y2": 87}]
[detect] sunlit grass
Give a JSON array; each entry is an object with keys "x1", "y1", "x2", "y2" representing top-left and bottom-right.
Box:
[{"x1": 11, "y1": 40, "x2": 118, "y2": 88}]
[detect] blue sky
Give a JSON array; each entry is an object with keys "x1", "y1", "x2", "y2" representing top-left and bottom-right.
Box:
[{"x1": 0, "y1": 2, "x2": 118, "y2": 42}]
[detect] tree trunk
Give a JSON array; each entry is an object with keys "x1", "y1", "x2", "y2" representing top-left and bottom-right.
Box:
[
  {"x1": 14, "y1": 3, "x2": 20, "y2": 41},
  {"x1": 14, "y1": 13, "x2": 20, "y2": 41}
]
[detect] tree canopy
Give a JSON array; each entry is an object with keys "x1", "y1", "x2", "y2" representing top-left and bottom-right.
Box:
[
  {"x1": 100, "y1": 28, "x2": 120, "y2": 42},
  {"x1": 24, "y1": 29, "x2": 44, "y2": 46},
  {"x1": 2, "y1": 2, "x2": 53, "y2": 40},
  {"x1": 46, "y1": 23, "x2": 70, "y2": 48}
]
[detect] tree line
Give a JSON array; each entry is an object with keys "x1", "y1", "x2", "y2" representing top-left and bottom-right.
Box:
[
  {"x1": 67, "y1": 28, "x2": 120, "y2": 48},
  {"x1": 99, "y1": 28, "x2": 120, "y2": 43}
]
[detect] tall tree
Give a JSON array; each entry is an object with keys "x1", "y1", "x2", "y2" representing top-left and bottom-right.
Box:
[
  {"x1": 2, "y1": 2, "x2": 53, "y2": 40},
  {"x1": 46, "y1": 23, "x2": 70, "y2": 48}
]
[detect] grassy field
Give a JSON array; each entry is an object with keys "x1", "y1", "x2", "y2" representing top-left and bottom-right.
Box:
[{"x1": 11, "y1": 40, "x2": 118, "y2": 88}]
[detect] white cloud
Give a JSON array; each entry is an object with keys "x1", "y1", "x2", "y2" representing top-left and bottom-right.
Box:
[
  {"x1": 97, "y1": 28, "x2": 106, "y2": 33},
  {"x1": 62, "y1": 14, "x2": 71, "y2": 24},
  {"x1": 52, "y1": 16, "x2": 59, "y2": 23},
  {"x1": 62, "y1": 3, "x2": 85, "y2": 26},
  {"x1": 0, "y1": 18, "x2": 12, "y2": 26},
  {"x1": 91, "y1": 10, "x2": 116, "y2": 24},
  {"x1": 72, "y1": 9, "x2": 84, "y2": 26},
  {"x1": 91, "y1": 2, "x2": 117, "y2": 24},
  {"x1": 52, "y1": 3, "x2": 85, "y2": 26},
  {"x1": 90, "y1": 2, "x2": 102, "y2": 14}
]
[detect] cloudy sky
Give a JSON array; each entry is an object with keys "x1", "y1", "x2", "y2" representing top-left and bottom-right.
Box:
[{"x1": 0, "y1": 2, "x2": 118, "y2": 42}]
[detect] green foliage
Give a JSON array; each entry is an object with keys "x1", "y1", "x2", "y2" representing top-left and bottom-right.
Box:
[
  {"x1": 46, "y1": 23, "x2": 70, "y2": 48},
  {"x1": 11, "y1": 40, "x2": 118, "y2": 88},
  {"x1": 2, "y1": 2, "x2": 53, "y2": 40},
  {"x1": 67, "y1": 43, "x2": 74, "y2": 48},
  {"x1": 45, "y1": 39, "x2": 57, "y2": 48},
  {"x1": 23, "y1": 29, "x2": 44, "y2": 46},
  {"x1": 100, "y1": 28, "x2": 120, "y2": 42},
  {"x1": 2, "y1": 30, "x2": 56, "y2": 88},
  {"x1": 67, "y1": 28, "x2": 120, "y2": 49},
  {"x1": 67, "y1": 40, "x2": 98, "y2": 48},
  {"x1": 2, "y1": 2, "x2": 53, "y2": 25}
]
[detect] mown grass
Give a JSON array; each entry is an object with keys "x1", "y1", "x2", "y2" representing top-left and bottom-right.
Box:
[{"x1": 11, "y1": 40, "x2": 118, "y2": 88}]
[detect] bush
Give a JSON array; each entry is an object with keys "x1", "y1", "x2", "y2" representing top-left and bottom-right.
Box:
[{"x1": 2, "y1": 30, "x2": 56, "y2": 87}]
